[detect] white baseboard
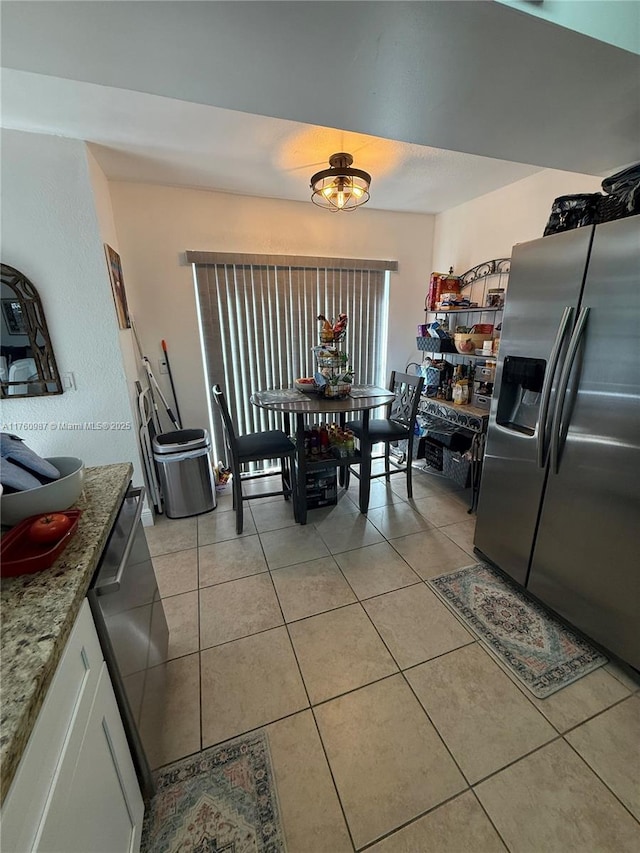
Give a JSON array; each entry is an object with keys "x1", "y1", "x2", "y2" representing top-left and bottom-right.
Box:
[{"x1": 141, "y1": 508, "x2": 156, "y2": 528}]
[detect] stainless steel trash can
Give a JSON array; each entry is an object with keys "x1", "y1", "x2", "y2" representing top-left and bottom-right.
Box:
[{"x1": 152, "y1": 428, "x2": 216, "y2": 518}]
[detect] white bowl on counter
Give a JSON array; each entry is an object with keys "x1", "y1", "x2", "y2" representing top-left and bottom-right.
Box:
[
  {"x1": 1, "y1": 457, "x2": 85, "y2": 527},
  {"x1": 294, "y1": 378, "x2": 320, "y2": 394}
]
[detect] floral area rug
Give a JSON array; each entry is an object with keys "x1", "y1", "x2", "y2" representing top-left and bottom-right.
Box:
[
  {"x1": 429, "y1": 563, "x2": 607, "y2": 698},
  {"x1": 141, "y1": 730, "x2": 286, "y2": 853}
]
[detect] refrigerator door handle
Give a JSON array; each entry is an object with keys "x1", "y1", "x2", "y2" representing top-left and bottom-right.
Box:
[
  {"x1": 536, "y1": 306, "x2": 573, "y2": 468},
  {"x1": 549, "y1": 306, "x2": 590, "y2": 474}
]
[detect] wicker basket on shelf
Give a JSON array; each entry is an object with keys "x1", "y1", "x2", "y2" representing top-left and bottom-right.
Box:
[{"x1": 314, "y1": 347, "x2": 348, "y2": 370}]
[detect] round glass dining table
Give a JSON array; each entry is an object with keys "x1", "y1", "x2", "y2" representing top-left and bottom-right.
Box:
[{"x1": 251, "y1": 384, "x2": 395, "y2": 524}]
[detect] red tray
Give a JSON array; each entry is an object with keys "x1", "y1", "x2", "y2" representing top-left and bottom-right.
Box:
[{"x1": 1, "y1": 510, "x2": 83, "y2": 577}]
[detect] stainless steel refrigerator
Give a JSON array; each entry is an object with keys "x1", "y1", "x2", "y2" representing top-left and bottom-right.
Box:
[{"x1": 474, "y1": 214, "x2": 640, "y2": 670}]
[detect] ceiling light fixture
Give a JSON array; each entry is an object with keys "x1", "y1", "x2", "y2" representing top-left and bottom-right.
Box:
[{"x1": 310, "y1": 152, "x2": 371, "y2": 212}]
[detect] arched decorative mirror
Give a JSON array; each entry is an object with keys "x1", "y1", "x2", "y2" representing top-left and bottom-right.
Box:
[{"x1": 1, "y1": 264, "x2": 63, "y2": 398}]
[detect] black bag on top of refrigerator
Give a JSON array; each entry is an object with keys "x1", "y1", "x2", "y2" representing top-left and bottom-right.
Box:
[
  {"x1": 596, "y1": 162, "x2": 640, "y2": 224},
  {"x1": 543, "y1": 193, "x2": 602, "y2": 237}
]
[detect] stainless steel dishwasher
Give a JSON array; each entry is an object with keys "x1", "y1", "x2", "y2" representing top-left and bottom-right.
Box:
[{"x1": 87, "y1": 486, "x2": 168, "y2": 800}]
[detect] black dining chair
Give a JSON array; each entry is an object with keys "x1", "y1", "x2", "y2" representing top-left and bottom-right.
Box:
[
  {"x1": 212, "y1": 385, "x2": 299, "y2": 534},
  {"x1": 344, "y1": 371, "x2": 425, "y2": 498}
]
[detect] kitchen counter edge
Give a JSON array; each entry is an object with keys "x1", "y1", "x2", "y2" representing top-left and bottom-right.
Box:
[{"x1": 0, "y1": 462, "x2": 133, "y2": 804}]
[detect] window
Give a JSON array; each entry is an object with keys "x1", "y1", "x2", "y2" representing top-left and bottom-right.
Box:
[{"x1": 188, "y1": 252, "x2": 396, "y2": 465}]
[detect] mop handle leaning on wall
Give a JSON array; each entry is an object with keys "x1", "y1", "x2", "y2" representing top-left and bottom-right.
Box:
[
  {"x1": 144, "y1": 357, "x2": 182, "y2": 431},
  {"x1": 135, "y1": 380, "x2": 163, "y2": 514},
  {"x1": 162, "y1": 339, "x2": 183, "y2": 428},
  {"x1": 130, "y1": 316, "x2": 162, "y2": 434},
  {"x1": 131, "y1": 316, "x2": 165, "y2": 431},
  {"x1": 130, "y1": 316, "x2": 182, "y2": 431}
]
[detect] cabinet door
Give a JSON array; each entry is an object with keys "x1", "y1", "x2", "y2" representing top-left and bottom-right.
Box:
[
  {"x1": 0, "y1": 601, "x2": 103, "y2": 853},
  {"x1": 35, "y1": 663, "x2": 144, "y2": 853}
]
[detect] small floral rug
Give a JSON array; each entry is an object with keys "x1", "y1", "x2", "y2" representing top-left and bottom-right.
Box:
[
  {"x1": 429, "y1": 563, "x2": 607, "y2": 698},
  {"x1": 141, "y1": 730, "x2": 286, "y2": 853}
]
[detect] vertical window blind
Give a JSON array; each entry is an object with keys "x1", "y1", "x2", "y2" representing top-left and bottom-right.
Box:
[{"x1": 187, "y1": 252, "x2": 397, "y2": 466}]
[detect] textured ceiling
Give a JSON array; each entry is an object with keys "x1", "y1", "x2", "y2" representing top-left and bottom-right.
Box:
[
  {"x1": 1, "y1": 70, "x2": 542, "y2": 214},
  {"x1": 2, "y1": 1, "x2": 638, "y2": 211}
]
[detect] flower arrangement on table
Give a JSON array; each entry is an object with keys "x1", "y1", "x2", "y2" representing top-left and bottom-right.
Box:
[{"x1": 313, "y1": 313, "x2": 353, "y2": 398}]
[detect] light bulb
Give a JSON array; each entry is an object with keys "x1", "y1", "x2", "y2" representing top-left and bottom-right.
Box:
[{"x1": 352, "y1": 185, "x2": 363, "y2": 198}]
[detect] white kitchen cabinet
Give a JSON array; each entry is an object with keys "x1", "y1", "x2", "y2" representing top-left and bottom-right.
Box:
[{"x1": 1, "y1": 601, "x2": 144, "y2": 853}]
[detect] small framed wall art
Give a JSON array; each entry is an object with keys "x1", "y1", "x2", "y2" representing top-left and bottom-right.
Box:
[{"x1": 104, "y1": 244, "x2": 131, "y2": 330}]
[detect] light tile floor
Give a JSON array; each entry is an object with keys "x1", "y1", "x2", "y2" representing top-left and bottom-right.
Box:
[{"x1": 145, "y1": 465, "x2": 640, "y2": 852}]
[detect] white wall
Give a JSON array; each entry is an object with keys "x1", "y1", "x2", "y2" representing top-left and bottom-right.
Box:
[
  {"x1": 108, "y1": 182, "x2": 435, "y2": 434},
  {"x1": 408, "y1": 167, "x2": 603, "y2": 367},
  {"x1": 0, "y1": 130, "x2": 141, "y2": 472},
  {"x1": 432, "y1": 168, "x2": 603, "y2": 274},
  {"x1": 85, "y1": 149, "x2": 145, "y2": 486},
  {"x1": 0, "y1": 130, "x2": 604, "y2": 495}
]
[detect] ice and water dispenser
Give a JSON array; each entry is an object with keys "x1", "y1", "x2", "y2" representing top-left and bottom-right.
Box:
[{"x1": 496, "y1": 357, "x2": 546, "y2": 435}]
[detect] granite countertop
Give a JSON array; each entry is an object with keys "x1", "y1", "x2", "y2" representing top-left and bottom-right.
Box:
[{"x1": 0, "y1": 463, "x2": 133, "y2": 804}]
